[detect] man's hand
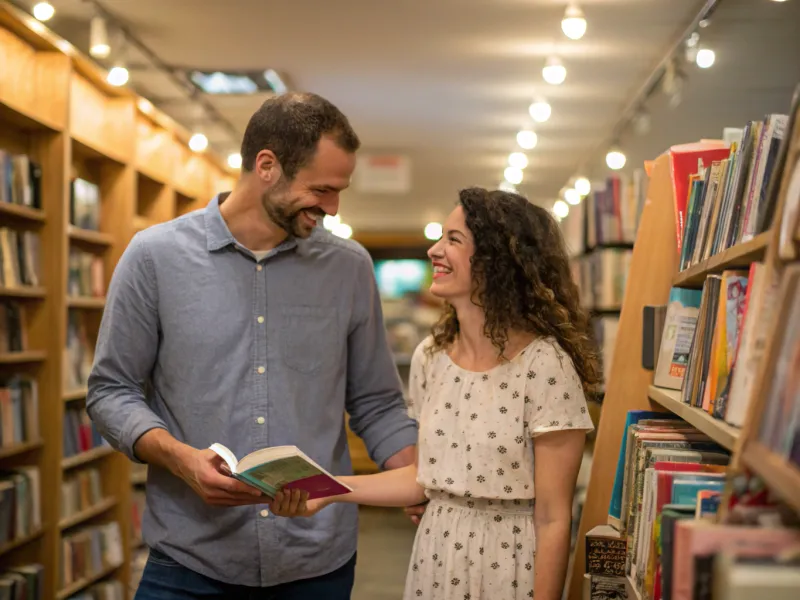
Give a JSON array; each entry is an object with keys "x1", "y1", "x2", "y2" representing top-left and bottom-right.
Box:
[
  {"x1": 404, "y1": 501, "x2": 428, "y2": 525},
  {"x1": 176, "y1": 448, "x2": 266, "y2": 506}
]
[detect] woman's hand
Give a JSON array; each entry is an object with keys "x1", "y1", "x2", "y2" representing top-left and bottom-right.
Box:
[{"x1": 268, "y1": 489, "x2": 330, "y2": 518}]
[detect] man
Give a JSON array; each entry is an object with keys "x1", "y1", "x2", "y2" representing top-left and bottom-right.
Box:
[{"x1": 86, "y1": 92, "x2": 418, "y2": 599}]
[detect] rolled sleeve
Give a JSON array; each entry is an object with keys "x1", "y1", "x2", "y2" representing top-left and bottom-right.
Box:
[
  {"x1": 344, "y1": 254, "x2": 418, "y2": 468},
  {"x1": 86, "y1": 233, "x2": 168, "y2": 462}
]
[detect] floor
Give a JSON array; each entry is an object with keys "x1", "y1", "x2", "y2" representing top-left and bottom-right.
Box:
[{"x1": 129, "y1": 506, "x2": 417, "y2": 599}]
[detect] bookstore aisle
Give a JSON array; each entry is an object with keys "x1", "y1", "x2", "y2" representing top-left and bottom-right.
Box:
[{"x1": 569, "y1": 82, "x2": 800, "y2": 600}]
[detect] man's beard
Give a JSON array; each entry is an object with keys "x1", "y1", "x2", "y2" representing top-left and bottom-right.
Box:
[{"x1": 261, "y1": 185, "x2": 321, "y2": 239}]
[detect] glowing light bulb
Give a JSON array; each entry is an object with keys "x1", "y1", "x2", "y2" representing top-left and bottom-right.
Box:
[
  {"x1": 574, "y1": 177, "x2": 591, "y2": 196},
  {"x1": 553, "y1": 200, "x2": 570, "y2": 219},
  {"x1": 561, "y1": 4, "x2": 587, "y2": 40},
  {"x1": 542, "y1": 56, "x2": 567, "y2": 85},
  {"x1": 32, "y1": 2, "x2": 54, "y2": 21},
  {"x1": 606, "y1": 147, "x2": 626, "y2": 170},
  {"x1": 227, "y1": 153, "x2": 242, "y2": 169},
  {"x1": 89, "y1": 16, "x2": 110, "y2": 58},
  {"x1": 508, "y1": 152, "x2": 528, "y2": 170},
  {"x1": 516, "y1": 129, "x2": 538, "y2": 150},
  {"x1": 332, "y1": 222, "x2": 353, "y2": 239},
  {"x1": 106, "y1": 66, "x2": 129, "y2": 87},
  {"x1": 424, "y1": 222, "x2": 443, "y2": 241},
  {"x1": 189, "y1": 133, "x2": 208, "y2": 153},
  {"x1": 323, "y1": 215, "x2": 341, "y2": 230},
  {"x1": 529, "y1": 99, "x2": 552, "y2": 123},
  {"x1": 696, "y1": 48, "x2": 715, "y2": 69},
  {"x1": 564, "y1": 188, "x2": 581, "y2": 205},
  {"x1": 504, "y1": 166, "x2": 523, "y2": 185}
]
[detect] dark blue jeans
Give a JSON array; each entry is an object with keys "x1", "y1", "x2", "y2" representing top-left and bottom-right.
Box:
[{"x1": 134, "y1": 548, "x2": 357, "y2": 600}]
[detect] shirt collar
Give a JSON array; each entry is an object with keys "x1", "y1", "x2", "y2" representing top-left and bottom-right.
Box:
[{"x1": 204, "y1": 192, "x2": 299, "y2": 255}]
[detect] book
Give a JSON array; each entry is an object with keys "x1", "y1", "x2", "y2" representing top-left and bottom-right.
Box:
[{"x1": 209, "y1": 443, "x2": 353, "y2": 500}]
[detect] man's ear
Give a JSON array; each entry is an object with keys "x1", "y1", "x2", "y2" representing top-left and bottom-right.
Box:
[{"x1": 255, "y1": 149, "x2": 283, "y2": 186}]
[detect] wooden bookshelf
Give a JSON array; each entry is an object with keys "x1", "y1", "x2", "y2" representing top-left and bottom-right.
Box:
[
  {"x1": 673, "y1": 231, "x2": 771, "y2": 288},
  {"x1": 0, "y1": 3, "x2": 236, "y2": 596},
  {"x1": 568, "y1": 90, "x2": 800, "y2": 600},
  {"x1": 647, "y1": 385, "x2": 739, "y2": 451},
  {"x1": 0, "y1": 528, "x2": 45, "y2": 559}
]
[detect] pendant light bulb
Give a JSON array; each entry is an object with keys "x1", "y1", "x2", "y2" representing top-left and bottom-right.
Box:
[
  {"x1": 574, "y1": 177, "x2": 591, "y2": 196},
  {"x1": 504, "y1": 166, "x2": 524, "y2": 185},
  {"x1": 227, "y1": 153, "x2": 242, "y2": 169},
  {"x1": 107, "y1": 65, "x2": 129, "y2": 87},
  {"x1": 542, "y1": 56, "x2": 567, "y2": 85},
  {"x1": 508, "y1": 152, "x2": 529, "y2": 170},
  {"x1": 696, "y1": 48, "x2": 715, "y2": 69},
  {"x1": 516, "y1": 129, "x2": 538, "y2": 150},
  {"x1": 564, "y1": 188, "x2": 581, "y2": 206},
  {"x1": 32, "y1": 2, "x2": 54, "y2": 21},
  {"x1": 528, "y1": 99, "x2": 552, "y2": 123},
  {"x1": 189, "y1": 133, "x2": 209, "y2": 153},
  {"x1": 561, "y1": 4, "x2": 587, "y2": 40},
  {"x1": 606, "y1": 147, "x2": 626, "y2": 170},
  {"x1": 553, "y1": 200, "x2": 570, "y2": 219},
  {"x1": 90, "y1": 16, "x2": 110, "y2": 58},
  {"x1": 424, "y1": 222, "x2": 443, "y2": 241}
]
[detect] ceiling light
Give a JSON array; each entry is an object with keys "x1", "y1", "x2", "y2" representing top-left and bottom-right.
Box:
[
  {"x1": 516, "y1": 129, "x2": 538, "y2": 150},
  {"x1": 32, "y1": 2, "x2": 54, "y2": 21},
  {"x1": 561, "y1": 4, "x2": 587, "y2": 40},
  {"x1": 332, "y1": 222, "x2": 353, "y2": 239},
  {"x1": 323, "y1": 215, "x2": 341, "y2": 230},
  {"x1": 424, "y1": 222, "x2": 443, "y2": 241},
  {"x1": 564, "y1": 188, "x2": 581, "y2": 205},
  {"x1": 508, "y1": 152, "x2": 528, "y2": 170},
  {"x1": 606, "y1": 147, "x2": 626, "y2": 170},
  {"x1": 89, "y1": 16, "x2": 110, "y2": 58},
  {"x1": 189, "y1": 133, "x2": 209, "y2": 153},
  {"x1": 553, "y1": 200, "x2": 570, "y2": 219},
  {"x1": 574, "y1": 177, "x2": 591, "y2": 196},
  {"x1": 499, "y1": 181, "x2": 517, "y2": 193},
  {"x1": 107, "y1": 65, "x2": 129, "y2": 87},
  {"x1": 504, "y1": 166, "x2": 524, "y2": 185},
  {"x1": 227, "y1": 153, "x2": 242, "y2": 169},
  {"x1": 696, "y1": 48, "x2": 715, "y2": 69},
  {"x1": 542, "y1": 56, "x2": 567, "y2": 85},
  {"x1": 528, "y1": 99, "x2": 552, "y2": 123}
]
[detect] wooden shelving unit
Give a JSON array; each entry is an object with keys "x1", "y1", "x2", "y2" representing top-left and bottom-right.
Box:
[
  {"x1": 0, "y1": 3, "x2": 236, "y2": 597},
  {"x1": 647, "y1": 386, "x2": 739, "y2": 451},
  {"x1": 567, "y1": 94, "x2": 800, "y2": 599}
]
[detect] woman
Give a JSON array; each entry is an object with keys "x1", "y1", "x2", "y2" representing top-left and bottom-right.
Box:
[{"x1": 271, "y1": 187, "x2": 600, "y2": 599}]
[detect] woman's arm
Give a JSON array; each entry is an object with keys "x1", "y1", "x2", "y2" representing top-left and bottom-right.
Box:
[
  {"x1": 269, "y1": 453, "x2": 426, "y2": 517},
  {"x1": 532, "y1": 429, "x2": 586, "y2": 600}
]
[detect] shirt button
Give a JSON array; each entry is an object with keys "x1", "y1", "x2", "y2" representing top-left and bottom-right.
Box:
[
  {"x1": 256, "y1": 416, "x2": 265, "y2": 425},
  {"x1": 257, "y1": 366, "x2": 265, "y2": 374},
  {"x1": 257, "y1": 265, "x2": 263, "y2": 272},
  {"x1": 260, "y1": 509, "x2": 269, "y2": 517},
  {"x1": 257, "y1": 316, "x2": 264, "y2": 324}
]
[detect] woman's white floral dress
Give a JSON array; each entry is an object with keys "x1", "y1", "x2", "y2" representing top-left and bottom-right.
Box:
[{"x1": 403, "y1": 336, "x2": 594, "y2": 600}]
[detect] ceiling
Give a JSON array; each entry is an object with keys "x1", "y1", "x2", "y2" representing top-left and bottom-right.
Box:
[{"x1": 24, "y1": 0, "x2": 800, "y2": 233}]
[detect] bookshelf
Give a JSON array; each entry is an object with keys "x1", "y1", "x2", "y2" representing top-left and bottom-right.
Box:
[
  {"x1": 567, "y1": 87, "x2": 800, "y2": 600},
  {"x1": 0, "y1": 3, "x2": 236, "y2": 598}
]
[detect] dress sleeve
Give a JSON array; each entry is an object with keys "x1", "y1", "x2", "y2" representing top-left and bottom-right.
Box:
[
  {"x1": 524, "y1": 341, "x2": 595, "y2": 437},
  {"x1": 406, "y1": 338, "x2": 430, "y2": 422}
]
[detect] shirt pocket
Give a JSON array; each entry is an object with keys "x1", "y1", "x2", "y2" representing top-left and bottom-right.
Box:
[{"x1": 279, "y1": 305, "x2": 339, "y2": 374}]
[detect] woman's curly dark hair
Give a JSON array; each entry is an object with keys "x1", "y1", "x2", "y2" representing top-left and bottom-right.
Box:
[{"x1": 429, "y1": 187, "x2": 601, "y2": 392}]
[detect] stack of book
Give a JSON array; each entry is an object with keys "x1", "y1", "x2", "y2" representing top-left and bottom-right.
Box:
[
  {"x1": 575, "y1": 249, "x2": 633, "y2": 311},
  {"x1": 581, "y1": 171, "x2": 648, "y2": 251},
  {"x1": 64, "y1": 311, "x2": 95, "y2": 393},
  {"x1": 585, "y1": 409, "x2": 800, "y2": 600},
  {"x1": 60, "y1": 522, "x2": 123, "y2": 589},
  {"x1": 61, "y1": 467, "x2": 104, "y2": 522},
  {"x1": 677, "y1": 115, "x2": 789, "y2": 271},
  {"x1": 0, "y1": 377, "x2": 40, "y2": 448},
  {"x1": 0, "y1": 301, "x2": 25, "y2": 353},
  {"x1": 0, "y1": 564, "x2": 44, "y2": 599},
  {"x1": 0, "y1": 150, "x2": 42, "y2": 209},
  {"x1": 67, "y1": 249, "x2": 104, "y2": 299},
  {"x1": 0, "y1": 228, "x2": 40, "y2": 289},
  {"x1": 0, "y1": 466, "x2": 41, "y2": 544},
  {"x1": 63, "y1": 406, "x2": 108, "y2": 459},
  {"x1": 69, "y1": 178, "x2": 100, "y2": 231}
]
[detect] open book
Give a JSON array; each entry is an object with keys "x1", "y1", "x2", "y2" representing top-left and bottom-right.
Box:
[{"x1": 209, "y1": 443, "x2": 353, "y2": 500}]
